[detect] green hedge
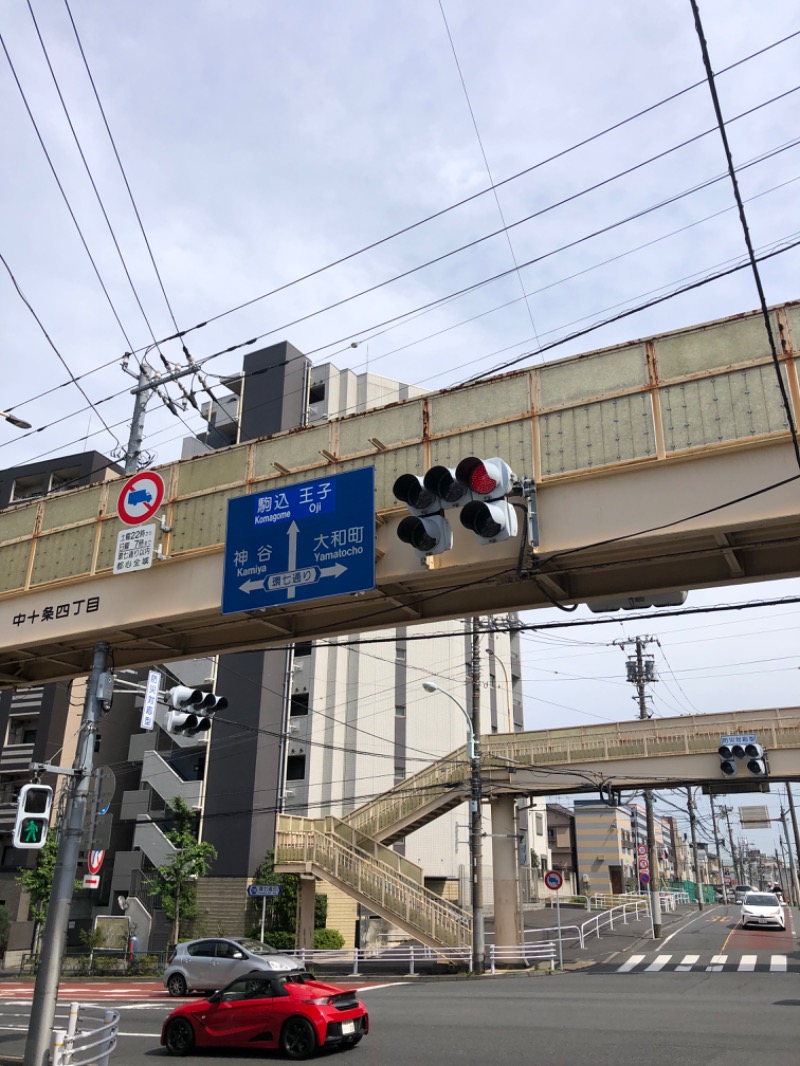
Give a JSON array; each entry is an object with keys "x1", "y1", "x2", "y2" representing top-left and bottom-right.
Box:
[{"x1": 263, "y1": 929, "x2": 344, "y2": 951}]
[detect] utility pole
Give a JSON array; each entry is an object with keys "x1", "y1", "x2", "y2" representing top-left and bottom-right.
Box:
[
  {"x1": 779, "y1": 808, "x2": 800, "y2": 906},
  {"x1": 709, "y1": 797, "x2": 727, "y2": 903},
  {"x1": 469, "y1": 618, "x2": 485, "y2": 975},
  {"x1": 686, "y1": 789, "x2": 704, "y2": 911},
  {"x1": 24, "y1": 642, "x2": 111, "y2": 1066},
  {"x1": 721, "y1": 805, "x2": 741, "y2": 884},
  {"x1": 786, "y1": 785, "x2": 800, "y2": 880},
  {"x1": 615, "y1": 635, "x2": 662, "y2": 938}
]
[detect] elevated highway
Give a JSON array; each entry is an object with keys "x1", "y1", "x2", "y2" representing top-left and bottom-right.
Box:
[
  {"x1": 275, "y1": 704, "x2": 800, "y2": 948},
  {"x1": 1, "y1": 300, "x2": 800, "y2": 686}
]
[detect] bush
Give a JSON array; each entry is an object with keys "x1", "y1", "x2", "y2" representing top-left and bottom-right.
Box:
[
  {"x1": 263, "y1": 931, "x2": 296, "y2": 951},
  {"x1": 314, "y1": 928, "x2": 344, "y2": 950}
]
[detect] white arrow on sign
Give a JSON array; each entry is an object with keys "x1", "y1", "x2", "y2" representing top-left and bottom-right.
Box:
[
  {"x1": 240, "y1": 562, "x2": 348, "y2": 595},
  {"x1": 287, "y1": 521, "x2": 299, "y2": 600}
]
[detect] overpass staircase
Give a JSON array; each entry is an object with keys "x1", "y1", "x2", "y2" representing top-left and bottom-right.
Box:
[{"x1": 274, "y1": 707, "x2": 800, "y2": 948}]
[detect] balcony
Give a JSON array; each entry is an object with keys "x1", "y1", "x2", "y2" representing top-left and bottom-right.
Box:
[{"x1": 0, "y1": 743, "x2": 34, "y2": 776}]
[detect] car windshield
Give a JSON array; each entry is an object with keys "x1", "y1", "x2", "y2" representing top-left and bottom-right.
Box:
[
  {"x1": 744, "y1": 893, "x2": 780, "y2": 907},
  {"x1": 235, "y1": 938, "x2": 282, "y2": 956},
  {"x1": 735, "y1": 886, "x2": 752, "y2": 893}
]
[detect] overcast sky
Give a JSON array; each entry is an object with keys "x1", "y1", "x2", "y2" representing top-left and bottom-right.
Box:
[{"x1": 2, "y1": 1, "x2": 799, "y2": 861}]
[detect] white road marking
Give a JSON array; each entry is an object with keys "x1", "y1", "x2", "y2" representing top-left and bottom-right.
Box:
[
  {"x1": 675, "y1": 954, "x2": 699, "y2": 971},
  {"x1": 770, "y1": 955, "x2": 788, "y2": 972},
  {"x1": 617, "y1": 954, "x2": 646, "y2": 972},
  {"x1": 644, "y1": 954, "x2": 672, "y2": 972},
  {"x1": 738, "y1": 955, "x2": 758, "y2": 972},
  {"x1": 707, "y1": 954, "x2": 727, "y2": 971}
]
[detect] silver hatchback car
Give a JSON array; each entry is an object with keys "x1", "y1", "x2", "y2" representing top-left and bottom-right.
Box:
[{"x1": 164, "y1": 937, "x2": 303, "y2": 996}]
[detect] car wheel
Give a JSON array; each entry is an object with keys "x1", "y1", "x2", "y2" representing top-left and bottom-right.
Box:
[
  {"x1": 166, "y1": 973, "x2": 188, "y2": 997},
  {"x1": 281, "y1": 1017, "x2": 317, "y2": 1061},
  {"x1": 164, "y1": 1018, "x2": 195, "y2": 1056}
]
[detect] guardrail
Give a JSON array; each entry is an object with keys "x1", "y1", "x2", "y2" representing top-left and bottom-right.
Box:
[
  {"x1": 285, "y1": 942, "x2": 557, "y2": 975},
  {"x1": 580, "y1": 900, "x2": 650, "y2": 944},
  {"x1": 51, "y1": 1003, "x2": 119, "y2": 1066}
]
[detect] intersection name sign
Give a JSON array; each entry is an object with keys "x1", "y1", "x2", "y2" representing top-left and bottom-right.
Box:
[{"x1": 222, "y1": 467, "x2": 376, "y2": 615}]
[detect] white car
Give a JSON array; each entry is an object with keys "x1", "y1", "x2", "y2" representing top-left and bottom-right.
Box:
[{"x1": 740, "y1": 892, "x2": 785, "y2": 930}]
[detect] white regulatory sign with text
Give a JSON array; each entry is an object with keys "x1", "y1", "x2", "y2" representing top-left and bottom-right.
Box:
[
  {"x1": 140, "y1": 669, "x2": 161, "y2": 731},
  {"x1": 114, "y1": 524, "x2": 156, "y2": 575}
]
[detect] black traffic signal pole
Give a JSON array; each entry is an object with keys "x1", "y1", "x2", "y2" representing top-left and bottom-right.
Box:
[{"x1": 23, "y1": 642, "x2": 110, "y2": 1066}]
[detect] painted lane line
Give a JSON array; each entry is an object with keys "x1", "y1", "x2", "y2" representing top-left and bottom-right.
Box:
[
  {"x1": 675, "y1": 954, "x2": 699, "y2": 971},
  {"x1": 644, "y1": 954, "x2": 672, "y2": 972},
  {"x1": 617, "y1": 954, "x2": 646, "y2": 972},
  {"x1": 660, "y1": 905, "x2": 722, "y2": 947},
  {"x1": 707, "y1": 954, "x2": 727, "y2": 971},
  {"x1": 738, "y1": 955, "x2": 758, "y2": 971}
]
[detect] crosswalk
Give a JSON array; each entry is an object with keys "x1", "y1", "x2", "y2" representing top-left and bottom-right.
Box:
[{"x1": 614, "y1": 952, "x2": 795, "y2": 973}]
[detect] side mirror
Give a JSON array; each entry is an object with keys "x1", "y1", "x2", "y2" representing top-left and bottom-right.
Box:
[
  {"x1": 232, "y1": 951, "x2": 245, "y2": 959},
  {"x1": 207, "y1": 990, "x2": 222, "y2": 1004}
]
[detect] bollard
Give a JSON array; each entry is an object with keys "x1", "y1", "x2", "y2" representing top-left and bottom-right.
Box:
[
  {"x1": 408, "y1": 947, "x2": 415, "y2": 976},
  {"x1": 67, "y1": 1002, "x2": 80, "y2": 1039},
  {"x1": 99, "y1": 1010, "x2": 117, "y2": 1066},
  {"x1": 51, "y1": 1029, "x2": 67, "y2": 1066}
]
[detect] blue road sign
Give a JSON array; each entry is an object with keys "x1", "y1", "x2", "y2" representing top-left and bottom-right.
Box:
[
  {"x1": 248, "y1": 884, "x2": 282, "y2": 898},
  {"x1": 222, "y1": 467, "x2": 376, "y2": 615}
]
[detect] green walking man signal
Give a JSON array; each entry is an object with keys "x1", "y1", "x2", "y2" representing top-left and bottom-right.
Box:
[{"x1": 13, "y1": 783, "x2": 54, "y2": 850}]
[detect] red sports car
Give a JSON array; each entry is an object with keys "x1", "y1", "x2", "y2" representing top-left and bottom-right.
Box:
[{"x1": 161, "y1": 970, "x2": 369, "y2": 1060}]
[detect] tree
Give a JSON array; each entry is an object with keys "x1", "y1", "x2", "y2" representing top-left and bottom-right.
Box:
[
  {"x1": 16, "y1": 835, "x2": 66, "y2": 954},
  {"x1": 0, "y1": 904, "x2": 11, "y2": 961},
  {"x1": 151, "y1": 798, "x2": 217, "y2": 947}
]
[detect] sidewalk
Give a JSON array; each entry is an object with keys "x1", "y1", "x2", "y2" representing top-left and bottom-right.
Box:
[{"x1": 515, "y1": 901, "x2": 702, "y2": 968}]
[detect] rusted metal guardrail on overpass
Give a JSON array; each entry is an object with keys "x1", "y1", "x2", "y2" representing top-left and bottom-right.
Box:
[{"x1": 2, "y1": 300, "x2": 800, "y2": 686}]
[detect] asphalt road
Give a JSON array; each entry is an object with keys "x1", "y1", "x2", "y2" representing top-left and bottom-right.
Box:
[{"x1": 0, "y1": 905, "x2": 796, "y2": 1066}]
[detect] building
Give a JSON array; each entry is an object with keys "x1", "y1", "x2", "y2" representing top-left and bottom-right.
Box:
[
  {"x1": 546, "y1": 804, "x2": 577, "y2": 893},
  {"x1": 0, "y1": 344, "x2": 525, "y2": 956},
  {"x1": 573, "y1": 803, "x2": 635, "y2": 895}
]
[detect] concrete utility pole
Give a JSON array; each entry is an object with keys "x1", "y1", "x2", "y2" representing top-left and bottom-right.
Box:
[
  {"x1": 786, "y1": 785, "x2": 800, "y2": 880},
  {"x1": 709, "y1": 797, "x2": 727, "y2": 903},
  {"x1": 616, "y1": 635, "x2": 662, "y2": 938},
  {"x1": 469, "y1": 619, "x2": 485, "y2": 975},
  {"x1": 721, "y1": 805, "x2": 742, "y2": 884},
  {"x1": 779, "y1": 808, "x2": 800, "y2": 906},
  {"x1": 686, "y1": 789, "x2": 704, "y2": 911},
  {"x1": 24, "y1": 642, "x2": 110, "y2": 1066}
]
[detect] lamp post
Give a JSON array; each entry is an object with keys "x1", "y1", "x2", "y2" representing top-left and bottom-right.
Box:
[
  {"x1": 0, "y1": 409, "x2": 32, "y2": 430},
  {"x1": 486, "y1": 647, "x2": 513, "y2": 733},
  {"x1": 421, "y1": 681, "x2": 484, "y2": 973}
]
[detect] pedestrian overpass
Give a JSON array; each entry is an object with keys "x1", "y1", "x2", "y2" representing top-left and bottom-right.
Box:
[
  {"x1": 274, "y1": 705, "x2": 800, "y2": 950},
  {"x1": 1, "y1": 299, "x2": 800, "y2": 687}
]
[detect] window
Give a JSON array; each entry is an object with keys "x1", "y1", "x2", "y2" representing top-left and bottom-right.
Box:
[
  {"x1": 535, "y1": 813, "x2": 544, "y2": 835},
  {"x1": 395, "y1": 705, "x2": 406, "y2": 718},
  {"x1": 394, "y1": 765, "x2": 406, "y2": 780},
  {"x1": 187, "y1": 940, "x2": 217, "y2": 958},
  {"x1": 6, "y1": 716, "x2": 38, "y2": 746},
  {"x1": 286, "y1": 755, "x2": 306, "y2": 781},
  {"x1": 294, "y1": 642, "x2": 312, "y2": 658},
  {"x1": 396, "y1": 646, "x2": 407, "y2": 662},
  {"x1": 308, "y1": 383, "x2": 326, "y2": 404},
  {"x1": 289, "y1": 693, "x2": 309, "y2": 717}
]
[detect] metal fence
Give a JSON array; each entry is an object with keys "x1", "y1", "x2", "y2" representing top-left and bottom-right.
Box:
[
  {"x1": 51, "y1": 1003, "x2": 119, "y2": 1066},
  {"x1": 284, "y1": 942, "x2": 557, "y2": 975}
]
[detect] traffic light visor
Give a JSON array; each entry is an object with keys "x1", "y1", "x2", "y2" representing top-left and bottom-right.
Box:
[
  {"x1": 393, "y1": 474, "x2": 435, "y2": 511},
  {"x1": 455, "y1": 457, "x2": 498, "y2": 496},
  {"x1": 423, "y1": 465, "x2": 469, "y2": 505}
]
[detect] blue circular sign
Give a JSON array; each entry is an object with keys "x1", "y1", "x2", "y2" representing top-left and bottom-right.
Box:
[{"x1": 640, "y1": 872, "x2": 650, "y2": 885}]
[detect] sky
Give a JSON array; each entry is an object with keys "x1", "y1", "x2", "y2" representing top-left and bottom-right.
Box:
[{"x1": 1, "y1": 1, "x2": 799, "y2": 866}]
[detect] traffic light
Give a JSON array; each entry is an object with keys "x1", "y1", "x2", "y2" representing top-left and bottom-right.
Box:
[
  {"x1": 717, "y1": 740, "x2": 768, "y2": 777},
  {"x1": 166, "y1": 686, "x2": 228, "y2": 737},
  {"x1": 393, "y1": 456, "x2": 518, "y2": 557},
  {"x1": 718, "y1": 744, "x2": 738, "y2": 777},
  {"x1": 744, "y1": 742, "x2": 768, "y2": 777},
  {"x1": 13, "y1": 783, "x2": 54, "y2": 850}
]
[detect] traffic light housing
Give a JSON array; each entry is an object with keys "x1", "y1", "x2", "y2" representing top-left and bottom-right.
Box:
[
  {"x1": 13, "y1": 783, "x2": 54, "y2": 850},
  {"x1": 744, "y1": 741, "x2": 768, "y2": 777},
  {"x1": 393, "y1": 456, "x2": 518, "y2": 556},
  {"x1": 718, "y1": 740, "x2": 768, "y2": 778},
  {"x1": 166, "y1": 686, "x2": 228, "y2": 737}
]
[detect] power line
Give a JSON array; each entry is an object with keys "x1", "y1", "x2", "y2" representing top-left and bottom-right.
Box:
[
  {"x1": 688, "y1": 0, "x2": 800, "y2": 471},
  {"x1": 125, "y1": 27, "x2": 800, "y2": 355},
  {"x1": 0, "y1": 28, "x2": 137, "y2": 352}
]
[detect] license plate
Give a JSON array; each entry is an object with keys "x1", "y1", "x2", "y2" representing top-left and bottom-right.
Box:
[{"x1": 341, "y1": 1022, "x2": 355, "y2": 1035}]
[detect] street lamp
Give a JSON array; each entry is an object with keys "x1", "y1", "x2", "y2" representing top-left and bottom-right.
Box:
[
  {"x1": 421, "y1": 681, "x2": 484, "y2": 974},
  {"x1": 0, "y1": 409, "x2": 32, "y2": 430},
  {"x1": 486, "y1": 647, "x2": 513, "y2": 733}
]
